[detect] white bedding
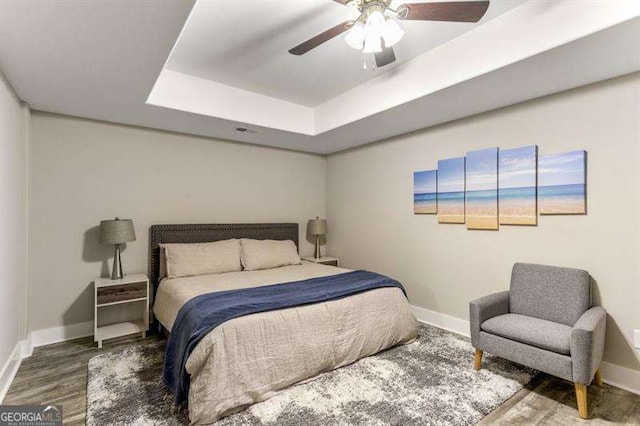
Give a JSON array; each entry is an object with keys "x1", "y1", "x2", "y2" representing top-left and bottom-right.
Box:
[
  {"x1": 153, "y1": 262, "x2": 418, "y2": 424},
  {"x1": 154, "y1": 262, "x2": 353, "y2": 330}
]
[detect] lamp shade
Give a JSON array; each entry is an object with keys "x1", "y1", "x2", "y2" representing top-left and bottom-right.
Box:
[
  {"x1": 345, "y1": 21, "x2": 365, "y2": 50},
  {"x1": 382, "y1": 18, "x2": 404, "y2": 48},
  {"x1": 100, "y1": 218, "x2": 136, "y2": 245},
  {"x1": 307, "y1": 218, "x2": 327, "y2": 236}
]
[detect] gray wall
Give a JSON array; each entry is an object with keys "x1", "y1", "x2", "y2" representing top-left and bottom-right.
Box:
[
  {"x1": 28, "y1": 113, "x2": 326, "y2": 331},
  {"x1": 25, "y1": 73, "x2": 640, "y2": 376},
  {"x1": 0, "y1": 71, "x2": 28, "y2": 371},
  {"x1": 326, "y1": 73, "x2": 640, "y2": 372}
]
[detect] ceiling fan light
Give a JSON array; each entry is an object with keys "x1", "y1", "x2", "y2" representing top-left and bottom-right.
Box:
[
  {"x1": 345, "y1": 21, "x2": 365, "y2": 50},
  {"x1": 382, "y1": 19, "x2": 404, "y2": 48},
  {"x1": 362, "y1": 33, "x2": 382, "y2": 53},
  {"x1": 365, "y1": 10, "x2": 385, "y2": 33}
]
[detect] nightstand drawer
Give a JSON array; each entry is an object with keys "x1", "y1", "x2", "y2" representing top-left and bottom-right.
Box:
[
  {"x1": 322, "y1": 260, "x2": 339, "y2": 267},
  {"x1": 97, "y1": 282, "x2": 146, "y2": 305}
]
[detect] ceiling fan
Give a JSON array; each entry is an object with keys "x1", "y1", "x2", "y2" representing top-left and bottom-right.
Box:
[{"x1": 289, "y1": 1, "x2": 490, "y2": 70}]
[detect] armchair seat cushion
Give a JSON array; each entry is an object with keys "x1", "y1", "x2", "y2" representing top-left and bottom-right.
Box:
[{"x1": 481, "y1": 313, "x2": 572, "y2": 355}]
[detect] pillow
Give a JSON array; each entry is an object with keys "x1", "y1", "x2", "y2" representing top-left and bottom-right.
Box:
[
  {"x1": 240, "y1": 239, "x2": 301, "y2": 271},
  {"x1": 164, "y1": 239, "x2": 242, "y2": 278}
]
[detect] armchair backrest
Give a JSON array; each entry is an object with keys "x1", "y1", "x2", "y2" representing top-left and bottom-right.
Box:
[{"x1": 510, "y1": 263, "x2": 590, "y2": 326}]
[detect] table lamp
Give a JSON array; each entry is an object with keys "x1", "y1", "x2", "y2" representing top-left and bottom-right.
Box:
[
  {"x1": 307, "y1": 217, "x2": 327, "y2": 260},
  {"x1": 100, "y1": 217, "x2": 136, "y2": 280}
]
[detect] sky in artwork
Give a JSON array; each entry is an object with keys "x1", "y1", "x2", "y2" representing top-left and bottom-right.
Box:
[
  {"x1": 539, "y1": 150, "x2": 586, "y2": 187},
  {"x1": 499, "y1": 145, "x2": 537, "y2": 189},
  {"x1": 466, "y1": 147, "x2": 498, "y2": 192},
  {"x1": 438, "y1": 157, "x2": 465, "y2": 193},
  {"x1": 414, "y1": 170, "x2": 437, "y2": 194}
]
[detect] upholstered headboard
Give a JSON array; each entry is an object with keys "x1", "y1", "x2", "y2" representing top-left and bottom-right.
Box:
[{"x1": 148, "y1": 223, "x2": 298, "y2": 299}]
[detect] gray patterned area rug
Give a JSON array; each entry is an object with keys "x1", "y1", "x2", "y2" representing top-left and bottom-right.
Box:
[{"x1": 87, "y1": 324, "x2": 538, "y2": 425}]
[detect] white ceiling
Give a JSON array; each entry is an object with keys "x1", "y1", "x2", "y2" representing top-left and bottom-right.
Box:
[
  {"x1": 0, "y1": 1, "x2": 639, "y2": 154},
  {"x1": 166, "y1": 0, "x2": 525, "y2": 107}
]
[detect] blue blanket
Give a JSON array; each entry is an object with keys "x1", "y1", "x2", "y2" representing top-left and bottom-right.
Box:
[{"x1": 163, "y1": 270, "x2": 406, "y2": 406}]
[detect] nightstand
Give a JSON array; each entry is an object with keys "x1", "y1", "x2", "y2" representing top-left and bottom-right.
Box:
[
  {"x1": 94, "y1": 273, "x2": 149, "y2": 348},
  {"x1": 303, "y1": 256, "x2": 340, "y2": 267}
]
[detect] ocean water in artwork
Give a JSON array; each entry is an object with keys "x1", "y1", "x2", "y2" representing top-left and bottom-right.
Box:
[
  {"x1": 414, "y1": 170, "x2": 437, "y2": 214},
  {"x1": 437, "y1": 157, "x2": 465, "y2": 224},
  {"x1": 539, "y1": 150, "x2": 586, "y2": 214},
  {"x1": 414, "y1": 192, "x2": 437, "y2": 214},
  {"x1": 538, "y1": 183, "x2": 586, "y2": 214},
  {"x1": 499, "y1": 145, "x2": 538, "y2": 225},
  {"x1": 466, "y1": 147, "x2": 498, "y2": 230}
]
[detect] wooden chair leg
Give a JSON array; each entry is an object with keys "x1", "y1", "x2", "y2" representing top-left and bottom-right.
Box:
[
  {"x1": 594, "y1": 369, "x2": 603, "y2": 387},
  {"x1": 575, "y1": 383, "x2": 588, "y2": 419},
  {"x1": 474, "y1": 349, "x2": 483, "y2": 370}
]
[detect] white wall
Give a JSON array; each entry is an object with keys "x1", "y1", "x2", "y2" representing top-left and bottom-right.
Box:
[
  {"x1": 327, "y1": 73, "x2": 640, "y2": 373},
  {"x1": 28, "y1": 113, "x2": 326, "y2": 331},
  {"x1": 0, "y1": 70, "x2": 29, "y2": 394}
]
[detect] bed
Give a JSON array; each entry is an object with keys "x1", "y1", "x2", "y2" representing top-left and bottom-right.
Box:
[{"x1": 149, "y1": 223, "x2": 418, "y2": 424}]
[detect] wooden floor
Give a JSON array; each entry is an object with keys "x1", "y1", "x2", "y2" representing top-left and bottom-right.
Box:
[{"x1": 3, "y1": 335, "x2": 639, "y2": 425}]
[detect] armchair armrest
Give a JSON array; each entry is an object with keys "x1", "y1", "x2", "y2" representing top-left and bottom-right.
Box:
[
  {"x1": 469, "y1": 291, "x2": 509, "y2": 347},
  {"x1": 571, "y1": 306, "x2": 606, "y2": 384}
]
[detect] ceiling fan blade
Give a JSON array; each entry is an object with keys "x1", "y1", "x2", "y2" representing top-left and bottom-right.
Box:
[
  {"x1": 289, "y1": 21, "x2": 352, "y2": 55},
  {"x1": 398, "y1": 1, "x2": 489, "y2": 22},
  {"x1": 331, "y1": 0, "x2": 351, "y2": 4},
  {"x1": 375, "y1": 46, "x2": 396, "y2": 68}
]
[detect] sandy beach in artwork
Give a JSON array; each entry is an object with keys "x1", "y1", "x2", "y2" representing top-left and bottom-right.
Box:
[
  {"x1": 466, "y1": 205, "x2": 497, "y2": 229},
  {"x1": 438, "y1": 214, "x2": 465, "y2": 223},
  {"x1": 466, "y1": 204, "x2": 498, "y2": 229},
  {"x1": 499, "y1": 215, "x2": 537, "y2": 225},
  {"x1": 438, "y1": 200, "x2": 465, "y2": 223},
  {"x1": 414, "y1": 204, "x2": 436, "y2": 214},
  {"x1": 539, "y1": 199, "x2": 585, "y2": 214},
  {"x1": 466, "y1": 186, "x2": 498, "y2": 230},
  {"x1": 466, "y1": 216, "x2": 498, "y2": 229},
  {"x1": 499, "y1": 199, "x2": 537, "y2": 225}
]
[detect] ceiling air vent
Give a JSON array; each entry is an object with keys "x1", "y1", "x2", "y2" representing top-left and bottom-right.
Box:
[{"x1": 235, "y1": 127, "x2": 258, "y2": 134}]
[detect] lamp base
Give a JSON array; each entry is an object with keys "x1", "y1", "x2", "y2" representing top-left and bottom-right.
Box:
[
  {"x1": 314, "y1": 236, "x2": 322, "y2": 260},
  {"x1": 111, "y1": 244, "x2": 125, "y2": 280}
]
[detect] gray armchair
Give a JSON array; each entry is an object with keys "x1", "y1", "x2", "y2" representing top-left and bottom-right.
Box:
[{"x1": 470, "y1": 263, "x2": 606, "y2": 419}]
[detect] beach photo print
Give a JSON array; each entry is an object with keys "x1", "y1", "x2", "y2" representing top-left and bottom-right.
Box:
[
  {"x1": 466, "y1": 147, "x2": 498, "y2": 230},
  {"x1": 413, "y1": 170, "x2": 437, "y2": 214},
  {"x1": 538, "y1": 150, "x2": 587, "y2": 215},
  {"x1": 437, "y1": 157, "x2": 466, "y2": 224},
  {"x1": 412, "y1": 146, "x2": 586, "y2": 229},
  {"x1": 499, "y1": 145, "x2": 538, "y2": 225}
]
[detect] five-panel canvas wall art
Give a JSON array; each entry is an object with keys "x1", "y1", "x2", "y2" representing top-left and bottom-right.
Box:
[{"x1": 413, "y1": 146, "x2": 586, "y2": 230}]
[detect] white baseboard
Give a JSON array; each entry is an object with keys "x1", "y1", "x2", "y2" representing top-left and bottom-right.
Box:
[
  {"x1": 410, "y1": 304, "x2": 640, "y2": 396},
  {"x1": 27, "y1": 320, "x2": 93, "y2": 352},
  {"x1": 600, "y1": 361, "x2": 640, "y2": 395},
  {"x1": 411, "y1": 304, "x2": 470, "y2": 337},
  {"x1": 0, "y1": 341, "x2": 26, "y2": 403}
]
